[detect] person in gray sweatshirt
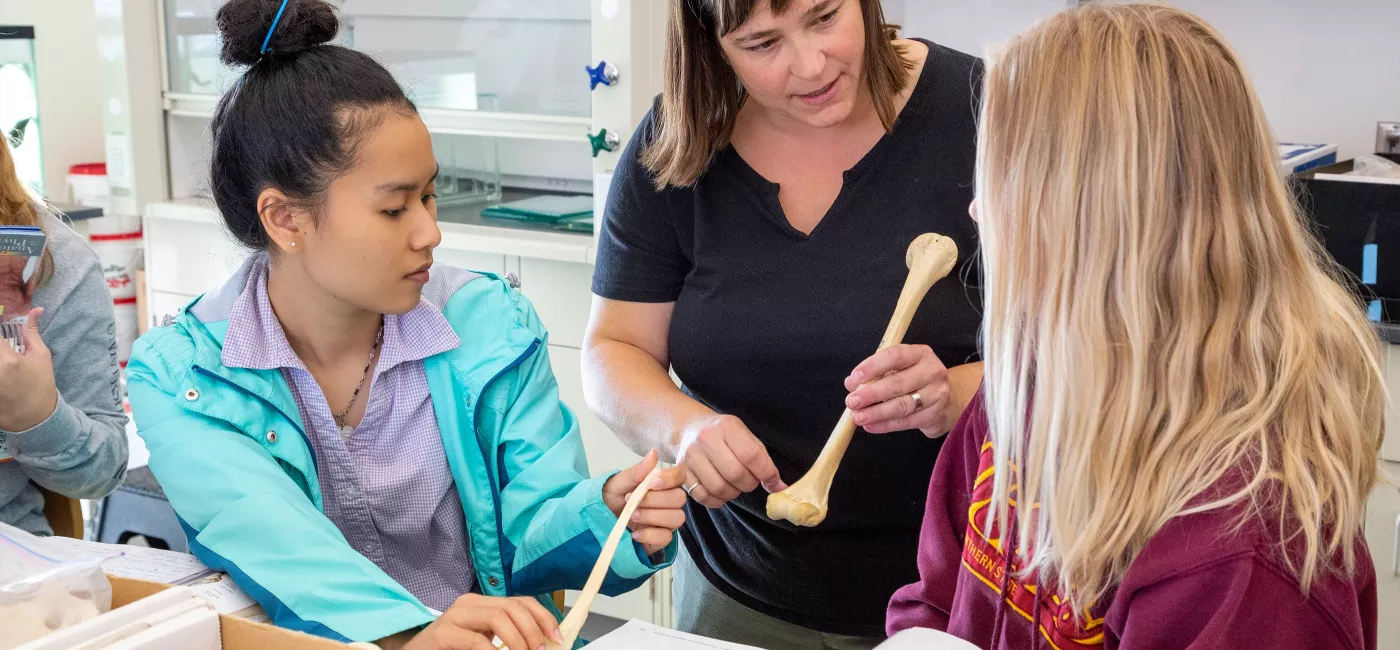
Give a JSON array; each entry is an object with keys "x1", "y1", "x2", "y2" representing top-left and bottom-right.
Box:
[{"x1": 0, "y1": 143, "x2": 128, "y2": 535}]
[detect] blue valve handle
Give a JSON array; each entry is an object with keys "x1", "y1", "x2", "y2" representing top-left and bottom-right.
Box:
[{"x1": 587, "y1": 60, "x2": 619, "y2": 90}]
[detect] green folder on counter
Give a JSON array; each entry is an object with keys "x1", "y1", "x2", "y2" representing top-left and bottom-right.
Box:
[
  {"x1": 482, "y1": 195, "x2": 593, "y2": 223},
  {"x1": 553, "y1": 215, "x2": 594, "y2": 233}
]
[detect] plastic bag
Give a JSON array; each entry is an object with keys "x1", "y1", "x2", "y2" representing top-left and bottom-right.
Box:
[
  {"x1": 0, "y1": 522, "x2": 113, "y2": 649},
  {"x1": 1348, "y1": 154, "x2": 1400, "y2": 180}
]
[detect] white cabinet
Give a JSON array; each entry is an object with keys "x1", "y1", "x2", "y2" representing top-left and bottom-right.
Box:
[
  {"x1": 147, "y1": 289, "x2": 198, "y2": 330},
  {"x1": 519, "y1": 258, "x2": 595, "y2": 349},
  {"x1": 1368, "y1": 468, "x2": 1400, "y2": 650},
  {"x1": 143, "y1": 210, "x2": 249, "y2": 296},
  {"x1": 1382, "y1": 345, "x2": 1400, "y2": 464},
  {"x1": 547, "y1": 345, "x2": 673, "y2": 625},
  {"x1": 547, "y1": 345, "x2": 640, "y2": 487},
  {"x1": 1372, "y1": 344, "x2": 1400, "y2": 650}
]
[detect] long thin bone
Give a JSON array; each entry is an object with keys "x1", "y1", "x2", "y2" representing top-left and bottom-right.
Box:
[
  {"x1": 543, "y1": 467, "x2": 663, "y2": 650},
  {"x1": 766, "y1": 233, "x2": 959, "y2": 527}
]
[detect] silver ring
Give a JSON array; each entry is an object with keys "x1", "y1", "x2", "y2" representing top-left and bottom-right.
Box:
[
  {"x1": 682, "y1": 482, "x2": 699, "y2": 496},
  {"x1": 910, "y1": 391, "x2": 924, "y2": 411}
]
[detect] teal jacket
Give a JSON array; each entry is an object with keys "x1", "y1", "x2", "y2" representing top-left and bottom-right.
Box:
[{"x1": 125, "y1": 258, "x2": 674, "y2": 643}]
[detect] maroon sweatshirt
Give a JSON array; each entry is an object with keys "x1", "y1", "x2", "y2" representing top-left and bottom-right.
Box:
[{"x1": 887, "y1": 391, "x2": 1377, "y2": 650}]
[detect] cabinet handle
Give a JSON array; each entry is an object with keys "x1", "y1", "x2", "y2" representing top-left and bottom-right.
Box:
[
  {"x1": 586, "y1": 60, "x2": 620, "y2": 90},
  {"x1": 589, "y1": 129, "x2": 621, "y2": 158},
  {"x1": 1393, "y1": 513, "x2": 1400, "y2": 577}
]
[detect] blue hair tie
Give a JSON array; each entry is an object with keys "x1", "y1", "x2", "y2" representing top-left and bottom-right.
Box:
[{"x1": 259, "y1": 0, "x2": 292, "y2": 55}]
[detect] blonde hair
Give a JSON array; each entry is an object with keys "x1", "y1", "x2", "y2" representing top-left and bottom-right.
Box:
[
  {"x1": 1, "y1": 136, "x2": 54, "y2": 288},
  {"x1": 975, "y1": 3, "x2": 1384, "y2": 613},
  {"x1": 0, "y1": 136, "x2": 40, "y2": 228}
]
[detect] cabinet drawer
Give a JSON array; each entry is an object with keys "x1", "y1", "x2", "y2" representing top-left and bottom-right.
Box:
[
  {"x1": 519, "y1": 258, "x2": 594, "y2": 349},
  {"x1": 145, "y1": 218, "x2": 248, "y2": 296}
]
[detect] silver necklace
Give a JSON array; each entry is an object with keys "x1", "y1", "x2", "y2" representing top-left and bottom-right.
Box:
[{"x1": 333, "y1": 322, "x2": 383, "y2": 438}]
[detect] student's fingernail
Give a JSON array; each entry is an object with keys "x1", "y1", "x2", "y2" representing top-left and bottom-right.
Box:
[
  {"x1": 553, "y1": 629, "x2": 565, "y2": 643},
  {"x1": 648, "y1": 477, "x2": 665, "y2": 489}
]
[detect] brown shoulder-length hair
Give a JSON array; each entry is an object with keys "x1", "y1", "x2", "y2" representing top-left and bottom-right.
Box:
[
  {"x1": 642, "y1": 0, "x2": 914, "y2": 189},
  {"x1": 1, "y1": 138, "x2": 55, "y2": 292}
]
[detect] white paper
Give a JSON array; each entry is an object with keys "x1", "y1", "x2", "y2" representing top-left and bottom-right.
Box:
[
  {"x1": 585, "y1": 620, "x2": 766, "y2": 650},
  {"x1": 187, "y1": 573, "x2": 264, "y2": 618},
  {"x1": 40, "y1": 537, "x2": 214, "y2": 585},
  {"x1": 875, "y1": 628, "x2": 980, "y2": 650}
]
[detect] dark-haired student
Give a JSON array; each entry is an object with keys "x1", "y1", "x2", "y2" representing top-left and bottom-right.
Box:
[
  {"x1": 583, "y1": 0, "x2": 984, "y2": 648},
  {"x1": 124, "y1": 1, "x2": 686, "y2": 649}
]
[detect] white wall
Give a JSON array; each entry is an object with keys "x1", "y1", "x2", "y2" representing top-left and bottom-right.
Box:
[
  {"x1": 895, "y1": 0, "x2": 1066, "y2": 61},
  {"x1": 1173, "y1": 0, "x2": 1400, "y2": 160},
  {"x1": 894, "y1": 0, "x2": 1400, "y2": 160},
  {"x1": 0, "y1": 0, "x2": 105, "y2": 199}
]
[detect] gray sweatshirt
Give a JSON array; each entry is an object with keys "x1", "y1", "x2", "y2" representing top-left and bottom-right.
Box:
[{"x1": 0, "y1": 210, "x2": 128, "y2": 535}]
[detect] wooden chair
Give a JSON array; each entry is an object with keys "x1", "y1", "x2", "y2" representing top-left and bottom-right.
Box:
[
  {"x1": 553, "y1": 590, "x2": 565, "y2": 611},
  {"x1": 40, "y1": 485, "x2": 85, "y2": 539}
]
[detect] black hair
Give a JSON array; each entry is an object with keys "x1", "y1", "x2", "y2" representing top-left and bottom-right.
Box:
[{"x1": 211, "y1": 0, "x2": 417, "y2": 250}]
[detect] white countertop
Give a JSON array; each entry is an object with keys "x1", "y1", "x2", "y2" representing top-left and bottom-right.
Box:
[{"x1": 146, "y1": 199, "x2": 597, "y2": 265}]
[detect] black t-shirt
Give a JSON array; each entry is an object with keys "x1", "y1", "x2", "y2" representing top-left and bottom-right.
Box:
[{"x1": 592, "y1": 41, "x2": 984, "y2": 636}]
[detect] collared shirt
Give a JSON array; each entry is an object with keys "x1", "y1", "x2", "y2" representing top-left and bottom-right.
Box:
[{"x1": 222, "y1": 256, "x2": 473, "y2": 610}]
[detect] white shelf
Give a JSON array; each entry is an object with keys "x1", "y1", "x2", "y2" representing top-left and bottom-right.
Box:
[
  {"x1": 417, "y1": 107, "x2": 591, "y2": 142},
  {"x1": 163, "y1": 93, "x2": 220, "y2": 119},
  {"x1": 146, "y1": 199, "x2": 595, "y2": 265},
  {"x1": 163, "y1": 93, "x2": 591, "y2": 143}
]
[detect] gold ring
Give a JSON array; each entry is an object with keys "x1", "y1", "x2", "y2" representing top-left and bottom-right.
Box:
[{"x1": 911, "y1": 391, "x2": 924, "y2": 411}]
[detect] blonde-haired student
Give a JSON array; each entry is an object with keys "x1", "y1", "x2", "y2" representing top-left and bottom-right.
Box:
[
  {"x1": 0, "y1": 137, "x2": 128, "y2": 535},
  {"x1": 889, "y1": 5, "x2": 1382, "y2": 649}
]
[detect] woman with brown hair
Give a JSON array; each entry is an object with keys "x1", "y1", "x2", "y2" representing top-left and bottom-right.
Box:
[
  {"x1": 0, "y1": 137, "x2": 128, "y2": 535},
  {"x1": 583, "y1": 0, "x2": 984, "y2": 647}
]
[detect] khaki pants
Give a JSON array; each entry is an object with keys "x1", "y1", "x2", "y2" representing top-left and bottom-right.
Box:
[{"x1": 671, "y1": 547, "x2": 884, "y2": 650}]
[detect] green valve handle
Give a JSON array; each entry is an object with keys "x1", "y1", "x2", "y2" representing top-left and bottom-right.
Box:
[{"x1": 589, "y1": 129, "x2": 621, "y2": 158}]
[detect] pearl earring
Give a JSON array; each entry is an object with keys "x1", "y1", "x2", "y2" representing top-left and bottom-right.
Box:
[{"x1": 290, "y1": 241, "x2": 297, "y2": 247}]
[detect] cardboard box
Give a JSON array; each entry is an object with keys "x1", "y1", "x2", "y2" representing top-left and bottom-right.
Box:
[
  {"x1": 108, "y1": 575, "x2": 350, "y2": 650},
  {"x1": 1280, "y1": 143, "x2": 1339, "y2": 175}
]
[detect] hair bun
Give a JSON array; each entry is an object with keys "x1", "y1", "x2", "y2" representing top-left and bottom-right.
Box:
[{"x1": 217, "y1": 0, "x2": 339, "y2": 66}]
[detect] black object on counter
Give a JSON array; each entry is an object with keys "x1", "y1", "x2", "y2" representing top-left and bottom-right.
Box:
[
  {"x1": 1295, "y1": 154, "x2": 1400, "y2": 323},
  {"x1": 52, "y1": 202, "x2": 105, "y2": 222}
]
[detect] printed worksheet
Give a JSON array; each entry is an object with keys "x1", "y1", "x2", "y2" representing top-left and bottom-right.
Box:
[
  {"x1": 40, "y1": 537, "x2": 215, "y2": 585},
  {"x1": 586, "y1": 621, "x2": 765, "y2": 650}
]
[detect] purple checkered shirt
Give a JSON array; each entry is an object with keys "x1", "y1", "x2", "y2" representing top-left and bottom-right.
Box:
[{"x1": 222, "y1": 257, "x2": 475, "y2": 611}]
